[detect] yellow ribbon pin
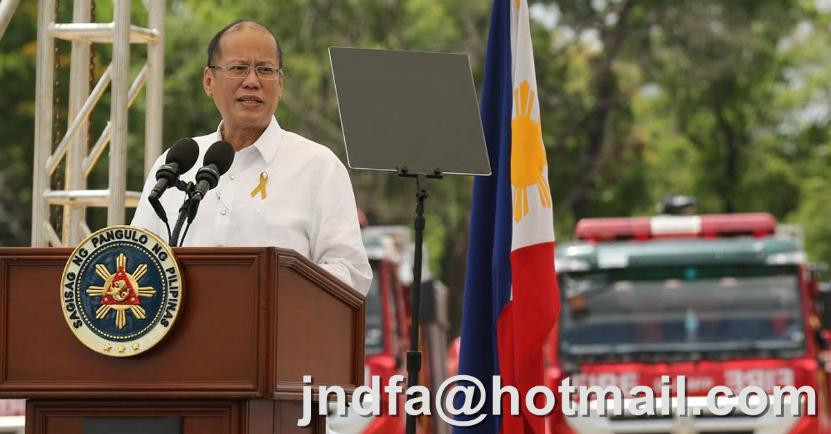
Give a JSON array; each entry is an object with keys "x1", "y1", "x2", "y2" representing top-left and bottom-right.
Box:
[{"x1": 250, "y1": 171, "x2": 268, "y2": 200}]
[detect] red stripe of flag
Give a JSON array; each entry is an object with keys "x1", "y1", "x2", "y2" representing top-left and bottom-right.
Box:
[{"x1": 498, "y1": 241, "x2": 559, "y2": 433}]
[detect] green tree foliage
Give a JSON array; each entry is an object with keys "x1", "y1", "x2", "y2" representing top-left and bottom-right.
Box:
[
  {"x1": 0, "y1": 2, "x2": 37, "y2": 245},
  {"x1": 530, "y1": 0, "x2": 831, "y2": 266}
]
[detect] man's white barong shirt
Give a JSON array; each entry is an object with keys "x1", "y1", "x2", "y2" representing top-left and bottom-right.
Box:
[{"x1": 131, "y1": 117, "x2": 372, "y2": 295}]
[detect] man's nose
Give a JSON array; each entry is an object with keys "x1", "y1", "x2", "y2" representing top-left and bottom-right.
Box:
[{"x1": 241, "y1": 68, "x2": 261, "y2": 88}]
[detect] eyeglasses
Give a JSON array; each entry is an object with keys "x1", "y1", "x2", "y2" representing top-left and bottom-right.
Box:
[{"x1": 208, "y1": 64, "x2": 282, "y2": 80}]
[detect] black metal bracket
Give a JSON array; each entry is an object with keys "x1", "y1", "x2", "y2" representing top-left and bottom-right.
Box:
[{"x1": 169, "y1": 181, "x2": 196, "y2": 247}]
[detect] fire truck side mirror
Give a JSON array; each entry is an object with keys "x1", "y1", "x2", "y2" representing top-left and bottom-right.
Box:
[{"x1": 820, "y1": 330, "x2": 831, "y2": 350}]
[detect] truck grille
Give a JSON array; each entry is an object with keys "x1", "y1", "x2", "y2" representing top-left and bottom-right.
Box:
[
  {"x1": 609, "y1": 413, "x2": 673, "y2": 421},
  {"x1": 699, "y1": 432, "x2": 754, "y2": 434},
  {"x1": 566, "y1": 395, "x2": 800, "y2": 434},
  {"x1": 613, "y1": 432, "x2": 754, "y2": 434}
]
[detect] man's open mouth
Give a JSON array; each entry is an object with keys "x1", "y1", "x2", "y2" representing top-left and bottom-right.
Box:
[{"x1": 237, "y1": 96, "x2": 263, "y2": 105}]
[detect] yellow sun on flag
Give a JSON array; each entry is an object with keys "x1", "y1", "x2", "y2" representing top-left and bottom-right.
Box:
[{"x1": 511, "y1": 80, "x2": 552, "y2": 222}]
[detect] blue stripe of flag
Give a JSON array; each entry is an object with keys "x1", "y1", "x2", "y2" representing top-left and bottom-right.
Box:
[{"x1": 453, "y1": 0, "x2": 513, "y2": 432}]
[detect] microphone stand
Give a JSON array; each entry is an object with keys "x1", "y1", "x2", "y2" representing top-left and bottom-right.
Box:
[{"x1": 169, "y1": 180, "x2": 195, "y2": 247}]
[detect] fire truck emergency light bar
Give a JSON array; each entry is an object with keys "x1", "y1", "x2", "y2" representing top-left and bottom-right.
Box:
[{"x1": 575, "y1": 213, "x2": 777, "y2": 242}]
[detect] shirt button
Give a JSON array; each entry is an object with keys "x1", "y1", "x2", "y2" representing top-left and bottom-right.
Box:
[
  {"x1": 229, "y1": 174, "x2": 236, "y2": 180},
  {"x1": 221, "y1": 210, "x2": 227, "y2": 216}
]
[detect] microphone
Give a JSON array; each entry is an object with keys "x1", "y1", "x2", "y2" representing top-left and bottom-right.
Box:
[
  {"x1": 149, "y1": 138, "x2": 199, "y2": 202},
  {"x1": 148, "y1": 138, "x2": 199, "y2": 226},
  {"x1": 192, "y1": 141, "x2": 235, "y2": 202}
]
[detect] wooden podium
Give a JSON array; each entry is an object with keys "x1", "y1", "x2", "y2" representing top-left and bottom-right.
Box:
[{"x1": 0, "y1": 247, "x2": 365, "y2": 434}]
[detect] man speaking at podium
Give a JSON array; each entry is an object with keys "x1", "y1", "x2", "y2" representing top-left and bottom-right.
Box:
[{"x1": 131, "y1": 20, "x2": 371, "y2": 295}]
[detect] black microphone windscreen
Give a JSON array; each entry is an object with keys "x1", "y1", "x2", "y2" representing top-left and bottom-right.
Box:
[
  {"x1": 204, "y1": 141, "x2": 235, "y2": 175},
  {"x1": 165, "y1": 138, "x2": 200, "y2": 172}
]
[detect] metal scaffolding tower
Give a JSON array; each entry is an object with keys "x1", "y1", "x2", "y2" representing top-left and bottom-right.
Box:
[{"x1": 31, "y1": 0, "x2": 164, "y2": 247}]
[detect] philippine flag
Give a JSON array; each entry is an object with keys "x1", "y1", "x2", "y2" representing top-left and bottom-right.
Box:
[{"x1": 454, "y1": 0, "x2": 560, "y2": 433}]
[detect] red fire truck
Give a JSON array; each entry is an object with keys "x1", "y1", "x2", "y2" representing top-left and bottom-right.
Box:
[{"x1": 549, "y1": 211, "x2": 830, "y2": 433}]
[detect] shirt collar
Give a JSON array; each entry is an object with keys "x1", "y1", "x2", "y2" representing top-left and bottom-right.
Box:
[{"x1": 214, "y1": 116, "x2": 282, "y2": 165}]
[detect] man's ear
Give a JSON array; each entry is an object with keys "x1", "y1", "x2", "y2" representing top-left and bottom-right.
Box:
[
  {"x1": 203, "y1": 67, "x2": 213, "y2": 96},
  {"x1": 275, "y1": 70, "x2": 285, "y2": 100}
]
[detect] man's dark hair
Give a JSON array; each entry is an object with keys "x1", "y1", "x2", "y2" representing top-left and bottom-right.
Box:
[{"x1": 206, "y1": 19, "x2": 283, "y2": 68}]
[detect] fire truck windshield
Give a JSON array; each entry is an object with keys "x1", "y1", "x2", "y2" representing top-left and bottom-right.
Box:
[{"x1": 559, "y1": 265, "x2": 805, "y2": 362}]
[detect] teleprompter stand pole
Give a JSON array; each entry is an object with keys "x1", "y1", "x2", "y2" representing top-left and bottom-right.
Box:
[{"x1": 399, "y1": 169, "x2": 442, "y2": 434}]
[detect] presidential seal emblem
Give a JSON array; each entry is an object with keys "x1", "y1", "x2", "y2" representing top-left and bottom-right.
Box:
[{"x1": 60, "y1": 226, "x2": 182, "y2": 357}]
